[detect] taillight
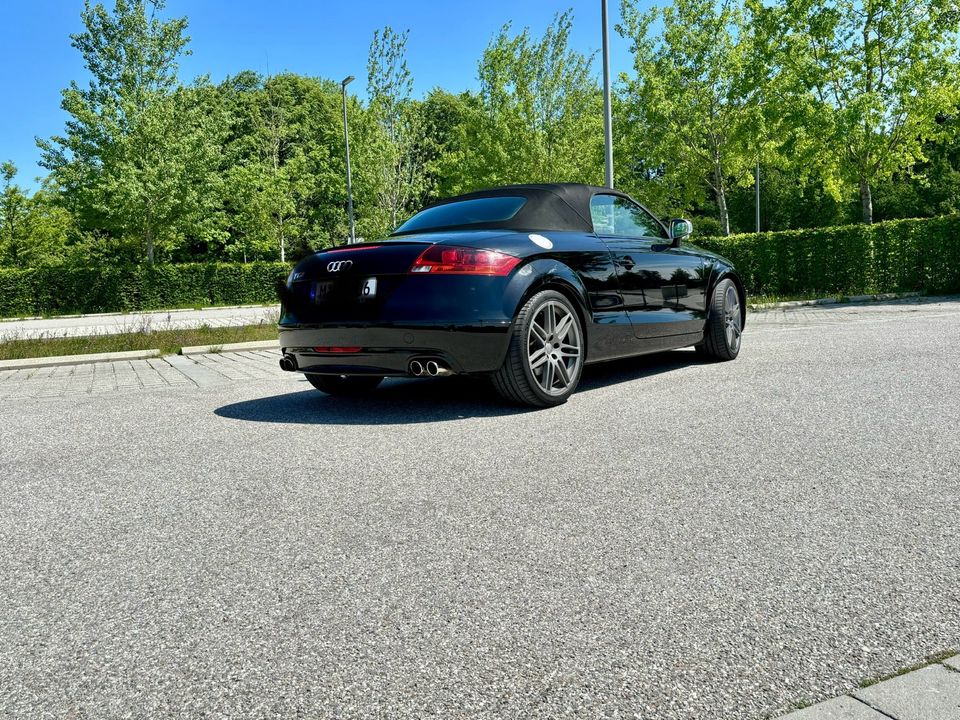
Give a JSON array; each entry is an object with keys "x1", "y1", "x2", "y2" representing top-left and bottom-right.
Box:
[{"x1": 410, "y1": 246, "x2": 521, "y2": 276}]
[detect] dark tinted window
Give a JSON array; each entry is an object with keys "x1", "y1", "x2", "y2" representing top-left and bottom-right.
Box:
[
  {"x1": 590, "y1": 194, "x2": 666, "y2": 238},
  {"x1": 395, "y1": 196, "x2": 527, "y2": 234}
]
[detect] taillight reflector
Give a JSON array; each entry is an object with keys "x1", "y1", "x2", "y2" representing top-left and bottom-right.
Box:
[
  {"x1": 313, "y1": 346, "x2": 362, "y2": 353},
  {"x1": 410, "y1": 245, "x2": 520, "y2": 276}
]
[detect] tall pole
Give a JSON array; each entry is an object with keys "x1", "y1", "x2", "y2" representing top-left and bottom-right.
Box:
[
  {"x1": 341, "y1": 75, "x2": 356, "y2": 244},
  {"x1": 601, "y1": 0, "x2": 614, "y2": 188},
  {"x1": 755, "y1": 160, "x2": 760, "y2": 233}
]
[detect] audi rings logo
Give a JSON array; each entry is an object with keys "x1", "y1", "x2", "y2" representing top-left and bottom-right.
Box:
[{"x1": 327, "y1": 260, "x2": 353, "y2": 272}]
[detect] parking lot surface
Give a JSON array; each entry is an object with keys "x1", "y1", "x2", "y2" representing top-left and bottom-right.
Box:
[{"x1": 1, "y1": 297, "x2": 959, "y2": 719}]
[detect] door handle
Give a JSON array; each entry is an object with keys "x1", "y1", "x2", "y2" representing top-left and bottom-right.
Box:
[{"x1": 616, "y1": 255, "x2": 635, "y2": 270}]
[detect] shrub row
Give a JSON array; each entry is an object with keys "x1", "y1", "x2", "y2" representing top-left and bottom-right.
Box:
[
  {"x1": 0, "y1": 262, "x2": 290, "y2": 318},
  {"x1": 695, "y1": 215, "x2": 960, "y2": 297},
  {"x1": 1, "y1": 216, "x2": 957, "y2": 317}
]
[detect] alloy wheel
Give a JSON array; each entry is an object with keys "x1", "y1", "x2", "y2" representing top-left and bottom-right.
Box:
[
  {"x1": 724, "y1": 285, "x2": 742, "y2": 352},
  {"x1": 527, "y1": 300, "x2": 583, "y2": 396}
]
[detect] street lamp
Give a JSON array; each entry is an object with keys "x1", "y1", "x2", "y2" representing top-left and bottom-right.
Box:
[
  {"x1": 601, "y1": 0, "x2": 614, "y2": 188},
  {"x1": 341, "y1": 75, "x2": 356, "y2": 244}
]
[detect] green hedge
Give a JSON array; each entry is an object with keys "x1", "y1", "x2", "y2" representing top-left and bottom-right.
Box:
[
  {"x1": 694, "y1": 215, "x2": 960, "y2": 297},
  {"x1": 0, "y1": 262, "x2": 290, "y2": 318}
]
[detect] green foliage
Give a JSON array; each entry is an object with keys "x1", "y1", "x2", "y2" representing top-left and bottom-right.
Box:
[
  {"x1": 1, "y1": 164, "x2": 75, "y2": 267},
  {"x1": 36, "y1": 0, "x2": 217, "y2": 264},
  {"x1": 4, "y1": 0, "x2": 960, "y2": 284},
  {"x1": 444, "y1": 11, "x2": 603, "y2": 193},
  {"x1": 695, "y1": 215, "x2": 960, "y2": 296},
  {"x1": 367, "y1": 27, "x2": 426, "y2": 229},
  {"x1": 618, "y1": 0, "x2": 759, "y2": 234},
  {"x1": 0, "y1": 262, "x2": 289, "y2": 317},
  {"x1": 772, "y1": 0, "x2": 960, "y2": 223}
]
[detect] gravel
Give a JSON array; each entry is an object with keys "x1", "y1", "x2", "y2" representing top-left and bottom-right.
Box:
[{"x1": 1, "y1": 301, "x2": 959, "y2": 719}]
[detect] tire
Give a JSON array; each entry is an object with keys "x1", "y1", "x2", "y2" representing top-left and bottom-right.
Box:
[
  {"x1": 492, "y1": 290, "x2": 585, "y2": 407},
  {"x1": 305, "y1": 374, "x2": 383, "y2": 395},
  {"x1": 695, "y1": 278, "x2": 743, "y2": 361}
]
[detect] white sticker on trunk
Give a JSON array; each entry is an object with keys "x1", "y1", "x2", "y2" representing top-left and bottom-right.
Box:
[{"x1": 529, "y1": 233, "x2": 553, "y2": 249}]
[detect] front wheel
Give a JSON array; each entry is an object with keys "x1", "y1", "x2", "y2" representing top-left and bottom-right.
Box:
[
  {"x1": 695, "y1": 278, "x2": 743, "y2": 361},
  {"x1": 305, "y1": 374, "x2": 383, "y2": 396},
  {"x1": 493, "y1": 290, "x2": 585, "y2": 407}
]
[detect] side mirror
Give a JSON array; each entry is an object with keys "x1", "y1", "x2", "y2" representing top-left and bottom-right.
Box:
[
  {"x1": 670, "y1": 218, "x2": 693, "y2": 246},
  {"x1": 670, "y1": 218, "x2": 693, "y2": 245}
]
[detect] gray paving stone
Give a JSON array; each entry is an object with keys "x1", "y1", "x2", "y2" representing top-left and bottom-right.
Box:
[
  {"x1": 779, "y1": 696, "x2": 888, "y2": 719},
  {"x1": 853, "y1": 665, "x2": 960, "y2": 720},
  {"x1": 163, "y1": 353, "x2": 230, "y2": 387},
  {"x1": 944, "y1": 655, "x2": 960, "y2": 672}
]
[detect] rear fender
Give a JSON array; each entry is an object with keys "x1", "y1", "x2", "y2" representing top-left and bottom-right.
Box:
[{"x1": 501, "y1": 258, "x2": 592, "y2": 352}]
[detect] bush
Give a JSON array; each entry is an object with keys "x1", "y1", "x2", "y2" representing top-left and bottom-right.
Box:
[
  {"x1": 0, "y1": 262, "x2": 290, "y2": 318},
  {"x1": 694, "y1": 215, "x2": 960, "y2": 297}
]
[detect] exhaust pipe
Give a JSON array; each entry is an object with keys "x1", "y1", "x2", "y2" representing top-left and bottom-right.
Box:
[
  {"x1": 425, "y1": 360, "x2": 440, "y2": 377},
  {"x1": 409, "y1": 360, "x2": 424, "y2": 377},
  {"x1": 279, "y1": 354, "x2": 298, "y2": 372}
]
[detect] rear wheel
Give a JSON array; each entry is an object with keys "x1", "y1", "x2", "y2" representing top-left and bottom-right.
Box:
[
  {"x1": 305, "y1": 374, "x2": 383, "y2": 395},
  {"x1": 695, "y1": 278, "x2": 742, "y2": 360},
  {"x1": 493, "y1": 290, "x2": 584, "y2": 407}
]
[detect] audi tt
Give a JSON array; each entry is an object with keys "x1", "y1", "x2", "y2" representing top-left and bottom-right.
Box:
[{"x1": 278, "y1": 183, "x2": 745, "y2": 407}]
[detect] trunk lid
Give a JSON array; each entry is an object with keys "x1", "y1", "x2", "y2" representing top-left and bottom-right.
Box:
[{"x1": 283, "y1": 241, "x2": 429, "y2": 323}]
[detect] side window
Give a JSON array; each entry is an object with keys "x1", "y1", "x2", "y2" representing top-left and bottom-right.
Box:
[{"x1": 590, "y1": 194, "x2": 666, "y2": 239}]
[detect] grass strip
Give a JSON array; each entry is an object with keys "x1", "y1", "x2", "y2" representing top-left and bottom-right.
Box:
[{"x1": 0, "y1": 323, "x2": 278, "y2": 360}]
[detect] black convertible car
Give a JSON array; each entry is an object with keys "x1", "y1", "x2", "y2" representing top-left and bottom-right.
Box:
[{"x1": 278, "y1": 183, "x2": 745, "y2": 407}]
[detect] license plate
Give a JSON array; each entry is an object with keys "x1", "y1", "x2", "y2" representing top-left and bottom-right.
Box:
[
  {"x1": 360, "y1": 277, "x2": 377, "y2": 299},
  {"x1": 313, "y1": 281, "x2": 333, "y2": 303}
]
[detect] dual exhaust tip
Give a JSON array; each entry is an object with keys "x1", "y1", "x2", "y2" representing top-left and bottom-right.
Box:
[
  {"x1": 281, "y1": 353, "x2": 448, "y2": 378},
  {"x1": 409, "y1": 359, "x2": 448, "y2": 377}
]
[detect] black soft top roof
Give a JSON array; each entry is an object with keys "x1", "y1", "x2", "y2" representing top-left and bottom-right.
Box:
[{"x1": 391, "y1": 183, "x2": 644, "y2": 236}]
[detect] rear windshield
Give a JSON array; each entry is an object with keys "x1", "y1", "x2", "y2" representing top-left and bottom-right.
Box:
[{"x1": 394, "y1": 196, "x2": 526, "y2": 234}]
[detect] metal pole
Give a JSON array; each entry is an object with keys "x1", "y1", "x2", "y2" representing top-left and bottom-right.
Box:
[
  {"x1": 341, "y1": 76, "x2": 356, "y2": 244},
  {"x1": 601, "y1": 0, "x2": 614, "y2": 188},
  {"x1": 755, "y1": 160, "x2": 760, "y2": 233}
]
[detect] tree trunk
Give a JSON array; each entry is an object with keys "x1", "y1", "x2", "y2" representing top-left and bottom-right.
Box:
[
  {"x1": 713, "y1": 164, "x2": 731, "y2": 236},
  {"x1": 145, "y1": 228, "x2": 154, "y2": 265},
  {"x1": 859, "y1": 176, "x2": 873, "y2": 224}
]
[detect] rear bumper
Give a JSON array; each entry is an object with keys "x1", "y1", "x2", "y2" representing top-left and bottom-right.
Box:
[{"x1": 278, "y1": 322, "x2": 511, "y2": 376}]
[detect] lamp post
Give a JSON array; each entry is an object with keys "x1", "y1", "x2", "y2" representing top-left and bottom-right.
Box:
[
  {"x1": 755, "y1": 160, "x2": 760, "y2": 233},
  {"x1": 601, "y1": 0, "x2": 614, "y2": 188},
  {"x1": 341, "y1": 75, "x2": 356, "y2": 244}
]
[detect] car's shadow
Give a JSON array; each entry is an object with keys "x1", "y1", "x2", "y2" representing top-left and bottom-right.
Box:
[{"x1": 214, "y1": 349, "x2": 705, "y2": 425}]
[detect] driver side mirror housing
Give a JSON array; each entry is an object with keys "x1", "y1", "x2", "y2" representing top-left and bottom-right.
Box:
[{"x1": 670, "y1": 218, "x2": 693, "y2": 246}]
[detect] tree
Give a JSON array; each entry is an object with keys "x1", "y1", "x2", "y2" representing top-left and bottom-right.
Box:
[
  {"x1": 0, "y1": 164, "x2": 73, "y2": 267},
  {"x1": 458, "y1": 11, "x2": 602, "y2": 191},
  {"x1": 0, "y1": 163, "x2": 29, "y2": 262},
  {"x1": 37, "y1": 0, "x2": 220, "y2": 263},
  {"x1": 367, "y1": 27, "x2": 426, "y2": 229},
  {"x1": 775, "y1": 0, "x2": 960, "y2": 223},
  {"x1": 618, "y1": 0, "x2": 761, "y2": 235}
]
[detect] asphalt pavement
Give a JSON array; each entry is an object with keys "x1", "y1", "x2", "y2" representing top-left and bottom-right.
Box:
[{"x1": 1, "y1": 297, "x2": 959, "y2": 719}]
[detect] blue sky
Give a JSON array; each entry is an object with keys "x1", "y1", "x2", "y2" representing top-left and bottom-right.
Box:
[{"x1": 0, "y1": 1, "x2": 645, "y2": 191}]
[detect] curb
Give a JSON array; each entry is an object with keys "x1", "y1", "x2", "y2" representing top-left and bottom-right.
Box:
[
  {"x1": 0, "y1": 349, "x2": 161, "y2": 371},
  {"x1": 179, "y1": 339, "x2": 278, "y2": 356},
  {"x1": 750, "y1": 291, "x2": 921, "y2": 312}
]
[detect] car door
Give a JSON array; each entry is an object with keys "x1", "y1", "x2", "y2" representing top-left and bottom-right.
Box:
[{"x1": 590, "y1": 193, "x2": 705, "y2": 340}]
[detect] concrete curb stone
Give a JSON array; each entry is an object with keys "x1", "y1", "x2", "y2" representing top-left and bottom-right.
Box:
[
  {"x1": 0, "y1": 349, "x2": 161, "y2": 371},
  {"x1": 179, "y1": 339, "x2": 278, "y2": 356},
  {"x1": 750, "y1": 291, "x2": 920, "y2": 312}
]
